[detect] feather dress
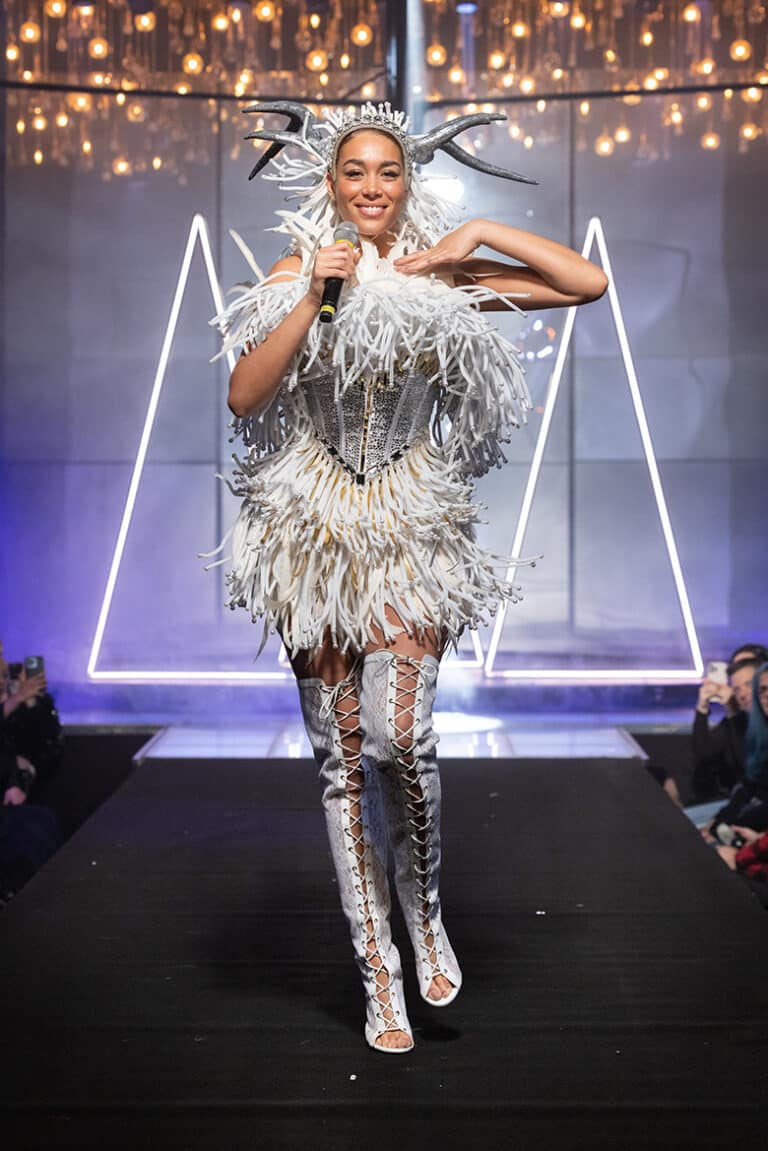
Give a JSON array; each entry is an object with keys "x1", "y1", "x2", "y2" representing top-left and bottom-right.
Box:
[{"x1": 212, "y1": 235, "x2": 531, "y2": 657}]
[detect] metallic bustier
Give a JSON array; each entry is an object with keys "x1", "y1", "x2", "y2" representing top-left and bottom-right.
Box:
[{"x1": 301, "y1": 371, "x2": 439, "y2": 481}]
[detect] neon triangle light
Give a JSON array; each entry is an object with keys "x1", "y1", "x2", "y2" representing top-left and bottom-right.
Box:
[
  {"x1": 484, "y1": 216, "x2": 703, "y2": 683},
  {"x1": 88, "y1": 213, "x2": 289, "y2": 682}
]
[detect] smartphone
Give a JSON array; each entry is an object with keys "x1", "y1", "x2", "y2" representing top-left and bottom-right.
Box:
[
  {"x1": 714, "y1": 823, "x2": 746, "y2": 849},
  {"x1": 706, "y1": 660, "x2": 728, "y2": 685},
  {"x1": 24, "y1": 655, "x2": 45, "y2": 675}
]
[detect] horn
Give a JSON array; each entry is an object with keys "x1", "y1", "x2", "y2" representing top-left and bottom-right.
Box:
[
  {"x1": 411, "y1": 112, "x2": 537, "y2": 184},
  {"x1": 440, "y1": 140, "x2": 539, "y2": 185},
  {"x1": 410, "y1": 113, "x2": 506, "y2": 162},
  {"x1": 242, "y1": 101, "x2": 320, "y2": 180}
]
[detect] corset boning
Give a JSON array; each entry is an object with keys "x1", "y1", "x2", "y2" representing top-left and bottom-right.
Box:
[{"x1": 301, "y1": 371, "x2": 439, "y2": 480}]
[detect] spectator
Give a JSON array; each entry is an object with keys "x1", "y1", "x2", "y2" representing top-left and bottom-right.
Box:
[
  {"x1": 0, "y1": 642, "x2": 63, "y2": 901},
  {"x1": 707, "y1": 662, "x2": 768, "y2": 836},
  {"x1": 691, "y1": 645, "x2": 767, "y2": 800}
]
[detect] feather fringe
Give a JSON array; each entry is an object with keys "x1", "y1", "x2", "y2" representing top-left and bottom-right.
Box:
[{"x1": 225, "y1": 434, "x2": 528, "y2": 659}]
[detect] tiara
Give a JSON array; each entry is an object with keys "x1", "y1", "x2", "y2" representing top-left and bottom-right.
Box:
[{"x1": 243, "y1": 100, "x2": 537, "y2": 186}]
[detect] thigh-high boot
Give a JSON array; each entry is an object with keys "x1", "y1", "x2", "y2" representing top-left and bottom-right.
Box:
[
  {"x1": 361, "y1": 652, "x2": 462, "y2": 1007},
  {"x1": 297, "y1": 666, "x2": 414, "y2": 1051}
]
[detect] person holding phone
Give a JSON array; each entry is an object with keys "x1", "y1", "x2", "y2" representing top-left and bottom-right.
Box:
[{"x1": 692, "y1": 646, "x2": 767, "y2": 801}]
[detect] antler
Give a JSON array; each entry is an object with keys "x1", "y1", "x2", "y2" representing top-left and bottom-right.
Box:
[
  {"x1": 243, "y1": 101, "x2": 321, "y2": 180},
  {"x1": 411, "y1": 112, "x2": 538, "y2": 185}
]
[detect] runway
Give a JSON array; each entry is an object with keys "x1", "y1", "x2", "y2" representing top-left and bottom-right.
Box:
[{"x1": 2, "y1": 746, "x2": 766, "y2": 1150}]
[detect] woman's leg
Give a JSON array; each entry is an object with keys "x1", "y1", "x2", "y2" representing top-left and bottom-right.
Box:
[
  {"x1": 362, "y1": 609, "x2": 462, "y2": 1006},
  {"x1": 291, "y1": 634, "x2": 413, "y2": 1051}
]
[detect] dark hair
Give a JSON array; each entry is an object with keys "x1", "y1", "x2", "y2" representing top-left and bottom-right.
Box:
[
  {"x1": 745, "y1": 663, "x2": 768, "y2": 785},
  {"x1": 726, "y1": 655, "x2": 762, "y2": 679},
  {"x1": 727, "y1": 642, "x2": 768, "y2": 666}
]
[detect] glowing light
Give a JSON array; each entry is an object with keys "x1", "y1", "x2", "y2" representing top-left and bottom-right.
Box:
[
  {"x1": 254, "y1": 1, "x2": 275, "y2": 20},
  {"x1": 34, "y1": 149, "x2": 43, "y2": 165},
  {"x1": 536, "y1": 99, "x2": 546, "y2": 112},
  {"x1": 360, "y1": 82, "x2": 376, "y2": 99},
  {"x1": 551, "y1": 66, "x2": 565, "y2": 81},
  {"x1": 683, "y1": 3, "x2": 700, "y2": 22},
  {"x1": 112, "y1": 156, "x2": 131, "y2": 175},
  {"x1": 81, "y1": 139, "x2": 92, "y2": 154},
  {"x1": 512, "y1": 20, "x2": 530, "y2": 38},
  {"x1": 614, "y1": 124, "x2": 631, "y2": 143},
  {"x1": 6, "y1": 43, "x2": 20, "y2": 62},
  {"x1": 69, "y1": 92, "x2": 93, "y2": 112},
  {"x1": 643, "y1": 74, "x2": 659, "y2": 91},
  {"x1": 742, "y1": 86, "x2": 762, "y2": 102},
  {"x1": 449, "y1": 64, "x2": 466, "y2": 84},
  {"x1": 508, "y1": 122, "x2": 522, "y2": 139},
  {"x1": 488, "y1": 49, "x2": 506, "y2": 70},
  {"x1": 426, "y1": 43, "x2": 447, "y2": 67},
  {"x1": 757, "y1": 70, "x2": 768, "y2": 85},
  {"x1": 501, "y1": 71, "x2": 515, "y2": 88},
  {"x1": 32, "y1": 114, "x2": 47, "y2": 131},
  {"x1": 604, "y1": 48, "x2": 618, "y2": 65},
  {"x1": 622, "y1": 83, "x2": 642, "y2": 105},
  {"x1": 319, "y1": 72, "x2": 329, "y2": 86},
  {"x1": 339, "y1": 52, "x2": 351, "y2": 69},
  {"x1": 701, "y1": 131, "x2": 720, "y2": 149},
  {"x1": 351, "y1": 22, "x2": 373, "y2": 47},
  {"x1": 22, "y1": 69, "x2": 34, "y2": 81},
  {"x1": 134, "y1": 12, "x2": 156, "y2": 32},
  {"x1": 116, "y1": 91, "x2": 126, "y2": 105},
  {"x1": 640, "y1": 29, "x2": 653, "y2": 47},
  {"x1": 152, "y1": 155, "x2": 162, "y2": 170},
  {"x1": 175, "y1": 82, "x2": 191, "y2": 95},
  {"x1": 88, "y1": 36, "x2": 109, "y2": 59},
  {"x1": 595, "y1": 133, "x2": 614, "y2": 156},
  {"x1": 696, "y1": 93, "x2": 712, "y2": 111},
  {"x1": 20, "y1": 21, "x2": 42, "y2": 43},
  {"x1": 669, "y1": 105, "x2": 683, "y2": 126},
  {"x1": 519, "y1": 74, "x2": 535, "y2": 94},
  {"x1": 127, "y1": 101, "x2": 146, "y2": 123},
  {"x1": 230, "y1": 6, "x2": 242, "y2": 23},
  {"x1": 44, "y1": 0, "x2": 67, "y2": 15},
  {"x1": 485, "y1": 217, "x2": 703, "y2": 683},
  {"x1": 183, "y1": 52, "x2": 204, "y2": 74},
  {"x1": 306, "y1": 48, "x2": 328, "y2": 71},
  {"x1": 211, "y1": 12, "x2": 230, "y2": 32},
  {"x1": 579, "y1": 100, "x2": 590, "y2": 117},
  {"x1": 309, "y1": 12, "x2": 320, "y2": 29},
  {"x1": 551, "y1": 2, "x2": 569, "y2": 16},
  {"x1": 55, "y1": 112, "x2": 68, "y2": 127},
  {"x1": 654, "y1": 67, "x2": 668, "y2": 82},
  {"x1": 740, "y1": 121, "x2": 760, "y2": 140},
  {"x1": 693, "y1": 56, "x2": 715, "y2": 75},
  {"x1": 523, "y1": 134, "x2": 533, "y2": 149},
  {"x1": 16, "y1": 119, "x2": 25, "y2": 135},
  {"x1": 570, "y1": 9, "x2": 586, "y2": 30},
  {"x1": 730, "y1": 39, "x2": 752, "y2": 62}
]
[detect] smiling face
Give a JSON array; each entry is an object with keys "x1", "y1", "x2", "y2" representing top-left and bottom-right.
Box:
[{"x1": 327, "y1": 130, "x2": 408, "y2": 254}]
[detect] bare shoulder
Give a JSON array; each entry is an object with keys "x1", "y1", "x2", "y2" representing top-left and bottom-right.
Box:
[{"x1": 266, "y1": 253, "x2": 303, "y2": 284}]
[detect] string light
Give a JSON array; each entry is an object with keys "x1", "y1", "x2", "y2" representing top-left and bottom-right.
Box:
[
  {"x1": 20, "y1": 21, "x2": 42, "y2": 43},
  {"x1": 730, "y1": 39, "x2": 752, "y2": 61},
  {"x1": 351, "y1": 23, "x2": 373, "y2": 47},
  {"x1": 254, "y1": 2, "x2": 275, "y2": 19},
  {"x1": 701, "y1": 131, "x2": 720, "y2": 149},
  {"x1": 87, "y1": 37, "x2": 109, "y2": 60},
  {"x1": 44, "y1": 0, "x2": 67, "y2": 16},
  {"x1": 305, "y1": 48, "x2": 328, "y2": 72},
  {"x1": 427, "y1": 43, "x2": 447, "y2": 67},
  {"x1": 134, "y1": 13, "x2": 156, "y2": 33}
]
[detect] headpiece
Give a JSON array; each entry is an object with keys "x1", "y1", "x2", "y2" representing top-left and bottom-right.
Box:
[{"x1": 243, "y1": 100, "x2": 537, "y2": 186}]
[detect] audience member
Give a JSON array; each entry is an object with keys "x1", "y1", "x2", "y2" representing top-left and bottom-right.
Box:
[
  {"x1": 691, "y1": 644, "x2": 767, "y2": 799},
  {"x1": 706, "y1": 662, "x2": 768, "y2": 837},
  {"x1": 0, "y1": 641, "x2": 63, "y2": 901}
]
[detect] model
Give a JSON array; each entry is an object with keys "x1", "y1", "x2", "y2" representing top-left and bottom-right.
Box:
[{"x1": 213, "y1": 102, "x2": 607, "y2": 1052}]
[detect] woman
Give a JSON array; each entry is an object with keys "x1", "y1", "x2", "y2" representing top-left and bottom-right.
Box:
[{"x1": 215, "y1": 103, "x2": 607, "y2": 1052}]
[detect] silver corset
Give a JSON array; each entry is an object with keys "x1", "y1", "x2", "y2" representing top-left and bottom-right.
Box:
[{"x1": 301, "y1": 371, "x2": 439, "y2": 480}]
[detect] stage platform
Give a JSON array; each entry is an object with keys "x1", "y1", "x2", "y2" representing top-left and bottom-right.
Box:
[{"x1": 2, "y1": 748, "x2": 766, "y2": 1150}]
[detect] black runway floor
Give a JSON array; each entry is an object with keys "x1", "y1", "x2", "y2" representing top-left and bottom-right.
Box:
[{"x1": 1, "y1": 753, "x2": 767, "y2": 1150}]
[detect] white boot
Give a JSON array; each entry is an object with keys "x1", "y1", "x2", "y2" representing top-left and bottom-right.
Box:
[
  {"x1": 361, "y1": 651, "x2": 462, "y2": 1007},
  {"x1": 297, "y1": 667, "x2": 414, "y2": 1052}
]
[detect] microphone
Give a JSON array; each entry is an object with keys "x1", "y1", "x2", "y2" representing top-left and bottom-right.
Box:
[{"x1": 319, "y1": 221, "x2": 359, "y2": 324}]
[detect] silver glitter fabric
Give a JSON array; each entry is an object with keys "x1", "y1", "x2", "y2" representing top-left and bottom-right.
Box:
[{"x1": 302, "y1": 371, "x2": 439, "y2": 479}]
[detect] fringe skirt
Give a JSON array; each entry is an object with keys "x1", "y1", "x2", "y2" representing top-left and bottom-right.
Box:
[{"x1": 226, "y1": 431, "x2": 520, "y2": 658}]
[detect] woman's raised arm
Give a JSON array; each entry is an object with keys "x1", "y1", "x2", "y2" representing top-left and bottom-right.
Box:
[{"x1": 394, "y1": 218, "x2": 608, "y2": 311}]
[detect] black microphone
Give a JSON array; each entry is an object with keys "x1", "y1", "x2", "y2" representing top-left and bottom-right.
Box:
[{"x1": 319, "y1": 222, "x2": 359, "y2": 324}]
